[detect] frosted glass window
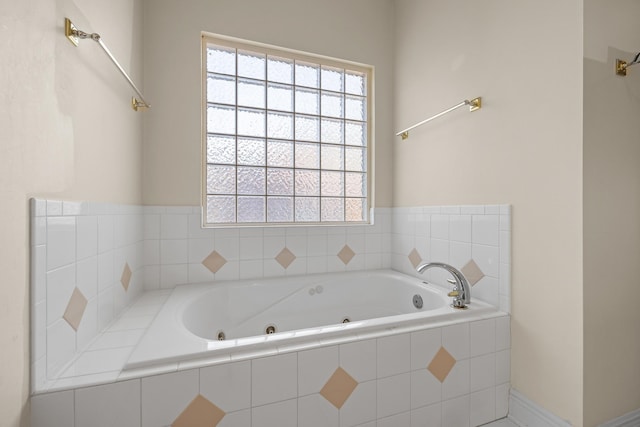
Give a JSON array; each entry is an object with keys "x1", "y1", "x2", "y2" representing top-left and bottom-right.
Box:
[
  {"x1": 321, "y1": 198, "x2": 344, "y2": 222},
  {"x1": 207, "y1": 135, "x2": 236, "y2": 164},
  {"x1": 321, "y1": 66, "x2": 344, "y2": 92},
  {"x1": 238, "y1": 50, "x2": 265, "y2": 80},
  {"x1": 237, "y1": 138, "x2": 265, "y2": 166},
  {"x1": 237, "y1": 167, "x2": 266, "y2": 195},
  {"x1": 267, "y1": 140, "x2": 293, "y2": 168},
  {"x1": 207, "y1": 74, "x2": 236, "y2": 105},
  {"x1": 238, "y1": 78, "x2": 265, "y2": 109},
  {"x1": 238, "y1": 196, "x2": 265, "y2": 222},
  {"x1": 204, "y1": 38, "x2": 371, "y2": 226}
]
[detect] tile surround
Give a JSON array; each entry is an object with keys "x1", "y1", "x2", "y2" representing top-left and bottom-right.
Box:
[
  {"x1": 32, "y1": 313, "x2": 511, "y2": 427},
  {"x1": 31, "y1": 200, "x2": 511, "y2": 426}
]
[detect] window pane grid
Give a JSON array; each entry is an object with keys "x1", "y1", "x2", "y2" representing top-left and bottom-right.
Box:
[{"x1": 205, "y1": 40, "x2": 369, "y2": 225}]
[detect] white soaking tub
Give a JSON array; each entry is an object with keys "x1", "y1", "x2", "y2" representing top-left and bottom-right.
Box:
[{"x1": 125, "y1": 269, "x2": 498, "y2": 370}]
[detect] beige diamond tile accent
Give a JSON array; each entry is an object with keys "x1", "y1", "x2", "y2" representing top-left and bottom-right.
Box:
[
  {"x1": 337, "y1": 244, "x2": 356, "y2": 265},
  {"x1": 427, "y1": 346, "x2": 456, "y2": 383},
  {"x1": 63, "y1": 287, "x2": 88, "y2": 331},
  {"x1": 120, "y1": 262, "x2": 132, "y2": 291},
  {"x1": 408, "y1": 248, "x2": 422, "y2": 269},
  {"x1": 172, "y1": 394, "x2": 225, "y2": 427},
  {"x1": 202, "y1": 250, "x2": 227, "y2": 273},
  {"x1": 275, "y1": 247, "x2": 296, "y2": 269},
  {"x1": 461, "y1": 259, "x2": 485, "y2": 286},
  {"x1": 320, "y1": 367, "x2": 358, "y2": 409}
]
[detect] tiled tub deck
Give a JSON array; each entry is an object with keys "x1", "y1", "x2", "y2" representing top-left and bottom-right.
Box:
[{"x1": 31, "y1": 287, "x2": 510, "y2": 427}]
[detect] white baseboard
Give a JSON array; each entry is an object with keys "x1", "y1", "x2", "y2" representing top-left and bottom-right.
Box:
[
  {"x1": 507, "y1": 389, "x2": 572, "y2": 427},
  {"x1": 599, "y1": 407, "x2": 640, "y2": 427}
]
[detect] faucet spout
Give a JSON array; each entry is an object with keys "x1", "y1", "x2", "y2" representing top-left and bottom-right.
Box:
[{"x1": 416, "y1": 262, "x2": 471, "y2": 308}]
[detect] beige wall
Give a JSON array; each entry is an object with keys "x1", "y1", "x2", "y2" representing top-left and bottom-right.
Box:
[
  {"x1": 142, "y1": 0, "x2": 395, "y2": 207},
  {"x1": 393, "y1": 0, "x2": 584, "y2": 425},
  {"x1": 584, "y1": 1, "x2": 640, "y2": 425},
  {"x1": 0, "y1": 0, "x2": 143, "y2": 424}
]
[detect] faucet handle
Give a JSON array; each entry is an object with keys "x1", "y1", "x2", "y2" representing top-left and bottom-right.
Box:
[
  {"x1": 448, "y1": 290, "x2": 460, "y2": 297},
  {"x1": 447, "y1": 278, "x2": 457, "y2": 286}
]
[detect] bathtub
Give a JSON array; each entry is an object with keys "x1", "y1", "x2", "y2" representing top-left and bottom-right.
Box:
[{"x1": 125, "y1": 269, "x2": 499, "y2": 370}]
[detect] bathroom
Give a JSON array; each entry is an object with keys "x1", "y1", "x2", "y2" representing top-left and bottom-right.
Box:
[{"x1": 2, "y1": 0, "x2": 640, "y2": 426}]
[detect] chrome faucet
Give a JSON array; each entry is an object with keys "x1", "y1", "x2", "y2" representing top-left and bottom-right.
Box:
[{"x1": 416, "y1": 262, "x2": 471, "y2": 309}]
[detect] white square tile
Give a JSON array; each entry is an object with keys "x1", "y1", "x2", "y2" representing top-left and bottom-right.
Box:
[
  {"x1": 32, "y1": 245, "x2": 47, "y2": 303},
  {"x1": 442, "y1": 323, "x2": 469, "y2": 360},
  {"x1": 470, "y1": 354, "x2": 495, "y2": 392},
  {"x1": 430, "y1": 239, "x2": 449, "y2": 264},
  {"x1": 160, "y1": 264, "x2": 188, "y2": 288},
  {"x1": 76, "y1": 298, "x2": 98, "y2": 351},
  {"x1": 76, "y1": 256, "x2": 98, "y2": 301},
  {"x1": 470, "y1": 319, "x2": 495, "y2": 357},
  {"x1": 143, "y1": 240, "x2": 160, "y2": 266},
  {"x1": 46, "y1": 264, "x2": 76, "y2": 325},
  {"x1": 495, "y1": 383, "x2": 509, "y2": 419},
  {"x1": 410, "y1": 369, "x2": 441, "y2": 409},
  {"x1": 214, "y1": 260, "x2": 240, "y2": 281},
  {"x1": 47, "y1": 217, "x2": 76, "y2": 270},
  {"x1": 215, "y1": 236, "x2": 240, "y2": 261},
  {"x1": 252, "y1": 353, "x2": 297, "y2": 406},
  {"x1": 286, "y1": 234, "x2": 308, "y2": 257},
  {"x1": 470, "y1": 388, "x2": 496, "y2": 426},
  {"x1": 471, "y1": 244, "x2": 499, "y2": 278},
  {"x1": 160, "y1": 239, "x2": 188, "y2": 264},
  {"x1": 218, "y1": 409, "x2": 251, "y2": 427},
  {"x1": 364, "y1": 253, "x2": 383, "y2": 270},
  {"x1": 307, "y1": 234, "x2": 328, "y2": 256},
  {"x1": 450, "y1": 215, "x2": 471, "y2": 243},
  {"x1": 378, "y1": 411, "x2": 411, "y2": 427},
  {"x1": 144, "y1": 214, "x2": 160, "y2": 239},
  {"x1": 160, "y1": 214, "x2": 188, "y2": 239},
  {"x1": 188, "y1": 263, "x2": 215, "y2": 283},
  {"x1": 33, "y1": 301, "x2": 46, "y2": 362},
  {"x1": 31, "y1": 390, "x2": 74, "y2": 427},
  {"x1": 97, "y1": 288, "x2": 114, "y2": 331},
  {"x1": 410, "y1": 402, "x2": 441, "y2": 427},
  {"x1": 298, "y1": 394, "x2": 339, "y2": 427},
  {"x1": 64, "y1": 346, "x2": 132, "y2": 377},
  {"x1": 441, "y1": 359, "x2": 469, "y2": 400},
  {"x1": 32, "y1": 216, "x2": 46, "y2": 246},
  {"x1": 339, "y1": 380, "x2": 376, "y2": 427},
  {"x1": 252, "y1": 399, "x2": 297, "y2": 427},
  {"x1": 264, "y1": 235, "x2": 286, "y2": 258},
  {"x1": 470, "y1": 276, "x2": 500, "y2": 308},
  {"x1": 200, "y1": 360, "x2": 251, "y2": 412},
  {"x1": 32, "y1": 198, "x2": 47, "y2": 217},
  {"x1": 499, "y1": 231, "x2": 511, "y2": 264},
  {"x1": 141, "y1": 369, "x2": 199, "y2": 427},
  {"x1": 76, "y1": 215, "x2": 98, "y2": 260},
  {"x1": 240, "y1": 236, "x2": 264, "y2": 260},
  {"x1": 364, "y1": 233, "x2": 383, "y2": 254},
  {"x1": 189, "y1": 239, "x2": 214, "y2": 264},
  {"x1": 378, "y1": 333, "x2": 410, "y2": 378},
  {"x1": 377, "y1": 373, "x2": 411, "y2": 418},
  {"x1": 340, "y1": 339, "x2": 376, "y2": 382},
  {"x1": 410, "y1": 328, "x2": 441, "y2": 371},
  {"x1": 495, "y1": 350, "x2": 510, "y2": 385},
  {"x1": 471, "y1": 215, "x2": 499, "y2": 246},
  {"x1": 98, "y1": 215, "x2": 114, "y2": 254},
  {"x1": 442, "y1": 395, "x2": 470, "y2": 427},
  {"x1": 495, "y1": 316, "x2": 510, "y2": 351},
  {"x1": 284, "y1": 256, "x2": 308, "y2": 275},
  {"x1": 430, "y1": 215, "x2": 449, "y2": 240},
  {"x1": 188, "y1": 213, "x2": 214, "y2": 239},
  {"x1": 299, "y1": 345, "x2": 339, "y2": 396},
  {"x1": 76, "y1": 380, "x2": 141, "y2": 427},
  {"x1": 89, "y1": 329, "x2": 145, "y2": 351},
  {"x1": 460, "y1": 206, "x2": 484, "y2": 215},
  {"x1": 239, "y1": 260, "x2": 263, "y2": 279},
  {"x1": 47, "y1": 200, "x2": 63, "y2": 216},
  {"x1": 450, "y1": 242, "x2": 472, "y2": 270},
  {"x1": 97, "y1": 251, "x2": 114, "y2": 292}
]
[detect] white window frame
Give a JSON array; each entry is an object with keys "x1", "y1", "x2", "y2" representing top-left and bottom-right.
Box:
[{"x1": 201, "y1": 32, "x2": 374, "y2": 227}]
